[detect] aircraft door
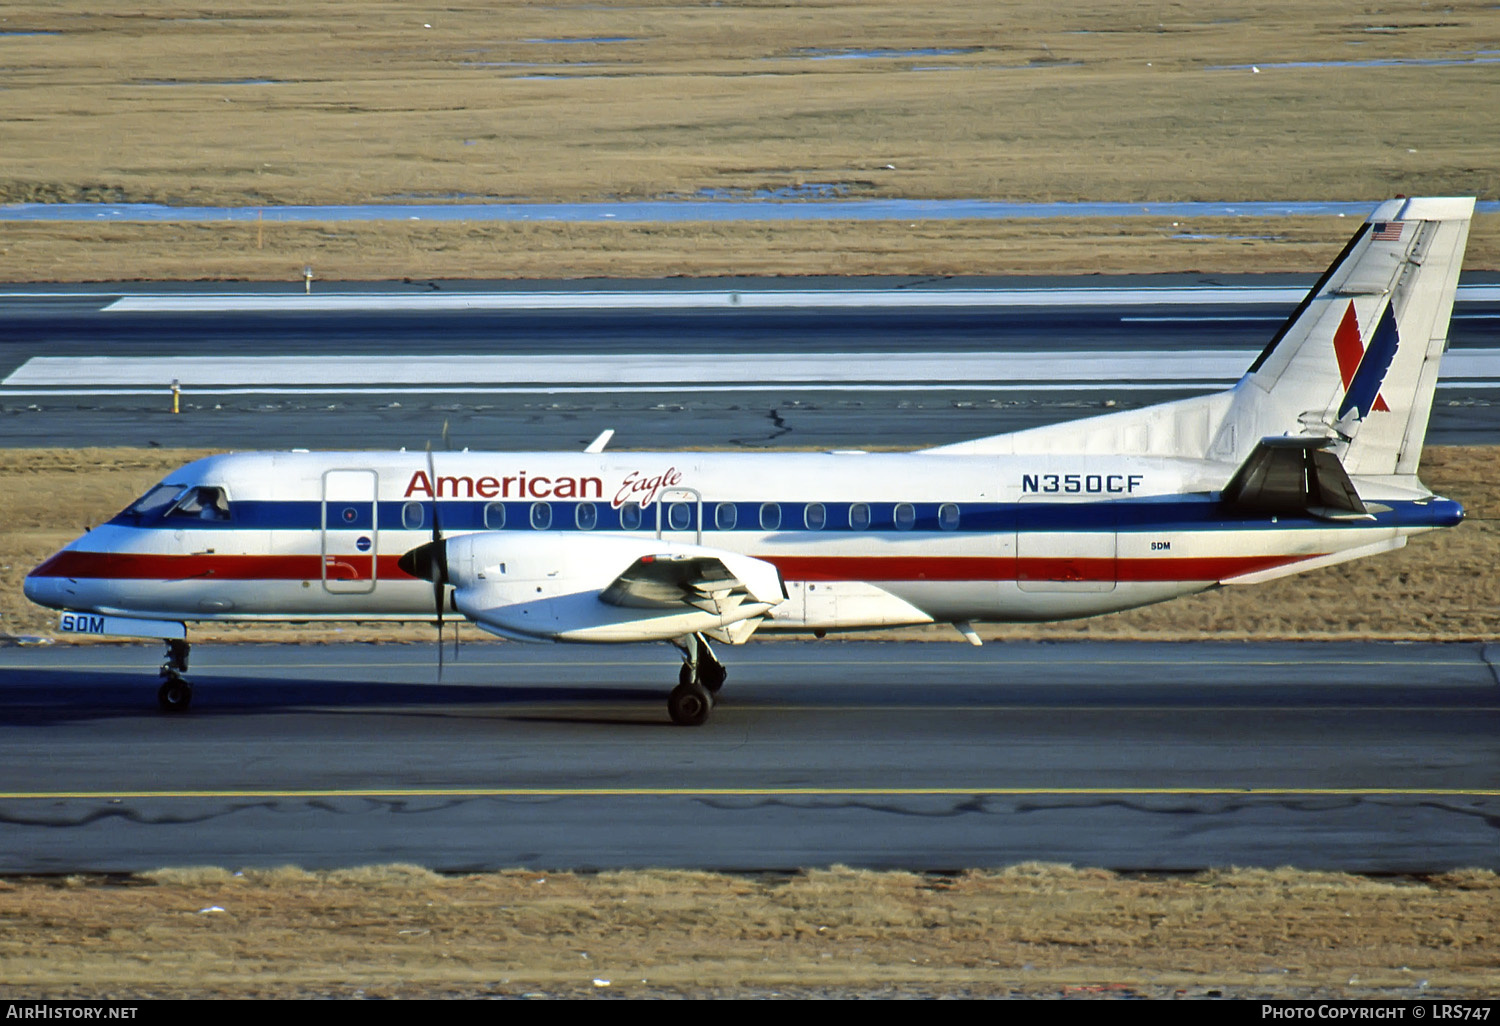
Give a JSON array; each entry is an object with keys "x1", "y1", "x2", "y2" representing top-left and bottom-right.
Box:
[
  {"x1": 1015, "y1": 494, "x2": 1117, "y2": 593},
  {"x1": 322, "y1": 469, "x2": 378, "y2": 594},
  {"x1": 656, "y1": 487, "x2": 703, "y2": 546}
]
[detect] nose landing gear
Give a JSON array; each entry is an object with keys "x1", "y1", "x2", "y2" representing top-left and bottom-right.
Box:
[
  {"x1": 668, "y1": 632, "x2": 727, "y2": 726},
  {"x1": 157, "y1": 639, "x2": 193, "y2": 713}
]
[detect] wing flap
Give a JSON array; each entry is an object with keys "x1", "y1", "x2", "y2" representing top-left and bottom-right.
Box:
[{"x1": 601, "y1": 553, "x2": 762, "y2": 611}]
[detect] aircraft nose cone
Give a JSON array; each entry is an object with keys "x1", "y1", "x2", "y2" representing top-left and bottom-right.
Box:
[{"x1": 397, "y1": 540, "x2": 447, "y2": 583}]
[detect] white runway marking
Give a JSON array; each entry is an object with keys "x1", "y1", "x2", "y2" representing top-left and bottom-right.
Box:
[
  {"x1": 3, "y1": 350, "x2": 1259, "y2": 387},
  {"x1": 98, "y1": 288, "x2": 1314, "y2": 313},
  {"x1": 8, "y1": 349, "x2": 1500, "y2": 392},
  {"x1": 94, "y1": 284, "x2": 1500, "y2": 312},
  {"x1": 0, "y1": 383, "x2": 1246, "y2": 397},
  {"x1": 1119, "y1": 315, "x2": 1287, "y2": 323}
]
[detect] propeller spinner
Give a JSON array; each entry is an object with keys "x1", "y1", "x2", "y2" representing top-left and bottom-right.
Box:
[{"x1": 396, "y1": 538, "x2": 447, "y2": 584}]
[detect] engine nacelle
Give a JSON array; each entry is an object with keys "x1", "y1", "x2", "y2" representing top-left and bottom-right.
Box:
[{"x1": 440, "y1": 532, "x2": 786, "y2": 643}]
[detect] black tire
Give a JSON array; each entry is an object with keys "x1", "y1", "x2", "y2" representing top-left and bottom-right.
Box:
[
  {"x1": 700, "y1": 661, "x2": 727, "y2": 694},
  {"x1": 667, "y1": 682, "x2": 713, "y2": 726},
  {"x1": 157, "y1": 676, "x2": 193, "y2": 713}
]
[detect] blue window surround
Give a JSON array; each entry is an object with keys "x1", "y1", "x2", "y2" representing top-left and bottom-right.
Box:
[{"x1": 108, "y1": 495, "x2": 1457, "y2": 534}]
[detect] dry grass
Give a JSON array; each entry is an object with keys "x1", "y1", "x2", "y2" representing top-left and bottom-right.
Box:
[
  {"x1": 4, "y1": 215, "x2": 1500, "y2": 282},
  {"x1": 0, "y1": 864, "x2": 1495, "y2": 998},
  {"x1": 4, "y1": 0, "x2": 1497, "y2": 206},
  {"x1": 2, "y1": 445, "x2": 1497, "y2": 644},
  {"x1": 0, "y1": 1, "x2": 1498, "y2": 279}
]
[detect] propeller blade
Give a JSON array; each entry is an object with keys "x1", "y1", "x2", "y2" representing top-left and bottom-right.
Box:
[
  {"x1": 425, "y1": 443, "x2": 443, "y2": 544},
  {"x1": 426, "y1": 442, "x2": 445, "y2": 681}
]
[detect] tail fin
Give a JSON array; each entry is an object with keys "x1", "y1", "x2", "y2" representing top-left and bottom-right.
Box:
[
  {"x1": 919, "y1": 197, "x2": 1472, "y2": 467},
  {"x1": 1213, "y1": 196, "x2": 1474, "y2": 475}
]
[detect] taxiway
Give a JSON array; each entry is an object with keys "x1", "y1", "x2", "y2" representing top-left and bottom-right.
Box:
[{"x1": 2, "y1": 640, "x2": 1496, "y2": 873}]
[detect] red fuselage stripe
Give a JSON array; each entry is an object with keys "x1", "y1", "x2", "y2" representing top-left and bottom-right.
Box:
[
  {"x1": 27, "y1": 551, "x2": 397, "y2": 582},
  {"x1": 28, "y1": 550, "x2": 1313, "y2": 584},
  {"x1": 766, "y1": 554, "x2": 1307, "y2": 582}
]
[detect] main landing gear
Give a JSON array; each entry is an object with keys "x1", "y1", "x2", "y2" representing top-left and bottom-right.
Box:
[
  {"x1": 668, "y1": 632, "x2": 726, "y2": 726},
  {"x1": 157, "y1": 639, "x2": 193, "y2": 713}
]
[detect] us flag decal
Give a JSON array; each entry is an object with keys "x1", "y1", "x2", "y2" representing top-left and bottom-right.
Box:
[{"x1": 1371, "y1": 221, "x2": 1405, "y2": 241}]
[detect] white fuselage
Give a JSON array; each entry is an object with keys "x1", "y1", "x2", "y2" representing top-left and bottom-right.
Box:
[{"x1": 24, "y1": 448, "x2": 1459, "y2": 633}]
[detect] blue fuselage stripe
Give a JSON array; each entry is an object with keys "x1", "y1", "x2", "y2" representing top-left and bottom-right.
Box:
[{"x1": 106, "y1": 496, "x2": 1464, "y2": 534}]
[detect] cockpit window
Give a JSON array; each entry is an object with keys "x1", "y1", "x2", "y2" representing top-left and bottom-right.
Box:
[
  {"x1": 124, "y1": 483, "x2": 189, "y2": 520},
  {"x1": 165, "y1": 486, "x2": 232, "y2": 521}
]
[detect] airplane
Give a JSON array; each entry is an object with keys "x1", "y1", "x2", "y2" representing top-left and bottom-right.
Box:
[{"x1": 24, "y1": 196, "x2": 1473, "y2": 725}]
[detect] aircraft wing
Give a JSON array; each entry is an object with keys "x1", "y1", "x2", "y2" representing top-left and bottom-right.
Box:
[
  {"x1": 600, "y1": 552, "x2": 762, "y2": 616},
  {"x1": 426, "y1": 532, "x2": 787, "y2": 644}
]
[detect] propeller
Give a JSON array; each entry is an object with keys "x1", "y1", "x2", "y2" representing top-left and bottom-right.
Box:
[
  {"x1": 426, "y1": 443, "x2": 445, "y2": 680},
  {"x1": 395, "y1": 442, "x2": 448, "y2": 680},
  {"x1": 441, "y1": 418, "x2": 456, "y2": 667}
]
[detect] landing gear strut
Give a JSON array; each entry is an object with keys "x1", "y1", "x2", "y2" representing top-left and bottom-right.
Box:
[
  {"x1": 157, "y1": 638, "x2": 193, "y2": 713},
  {"x1": 668, "y1": 632, "x2": 726, "y2": 726}
]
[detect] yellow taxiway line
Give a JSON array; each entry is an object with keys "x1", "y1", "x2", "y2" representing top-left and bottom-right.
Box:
[
  {"x1": 2, "y1": 787, "x2": 1498, "y2": 800},
  {"x1": 27, "y1": 658, "x2": 1492, "y2": 671}
]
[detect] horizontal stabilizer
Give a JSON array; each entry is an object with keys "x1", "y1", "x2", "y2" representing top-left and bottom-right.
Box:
[{"x1": 1222, "y1": 438, "x2": 1373, "y2": 521}]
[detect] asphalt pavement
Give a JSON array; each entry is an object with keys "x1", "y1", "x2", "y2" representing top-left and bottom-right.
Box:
[
  {"x1": 1, "y1": 639, "x2": 1496, "y2": 873},
  {"x1": 2, "y1": 275, "x2": 1497, "y2": 449}
]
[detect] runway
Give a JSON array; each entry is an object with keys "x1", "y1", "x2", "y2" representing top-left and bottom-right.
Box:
[
  {"x1": 1, "y1": 640, "x2": 1497, "y2": 873},
  {"x1": 3, "y1": 275, "x2": 1499, "y2": 448}
]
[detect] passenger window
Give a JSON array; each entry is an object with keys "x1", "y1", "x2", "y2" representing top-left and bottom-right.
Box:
[
  {"x1": 759, "y1": 502, "x2": 781, "y2": 531},
  {"x1": 484, "y1": 502, "x2": 506, "y2": 529},
  {"x1": 894, "y1": 503, "x2": 916, "y2": 531},
  {"x1": 668, "y1": 502, "x2": 692, "y2": 531},
  {"x1": 714, "y1": 503, "x2": 737, "y2": 531},
  {"x1": 804, "y1": 503, "x2": 826, "y2": 530},
  {"x1": 619, "y1": 501, "x2": 642, "y2": 530},
  {"x1": 939, "y1": 503, "x2": 960, "y2": 531},
  {"x1": 167, "y1": 486, "x2": 231, "y2": 522},
  {"x1": 530, "y1": 502, "x2": 552, "y2": 530},
  {"x1": 576, "y1": 502, "x2": 598, "y2": 530},
  {"x1": 849, "y1": 502, "x2": 871, "y2": 530},
  {"x1": 402, "y1": 501, "x2": 424, "y2": 530}
]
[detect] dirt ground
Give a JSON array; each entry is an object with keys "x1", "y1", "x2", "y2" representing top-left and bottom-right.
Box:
[
  {"x1": 1, "y1": 864, "x2": 1496, "y2": 999},
  {"x1": 2, "y1": 444, "x2": 1495, "y2": 644},
  {"x1": 1, "y1": 0, "x2": 1498, "y2": 280}
]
